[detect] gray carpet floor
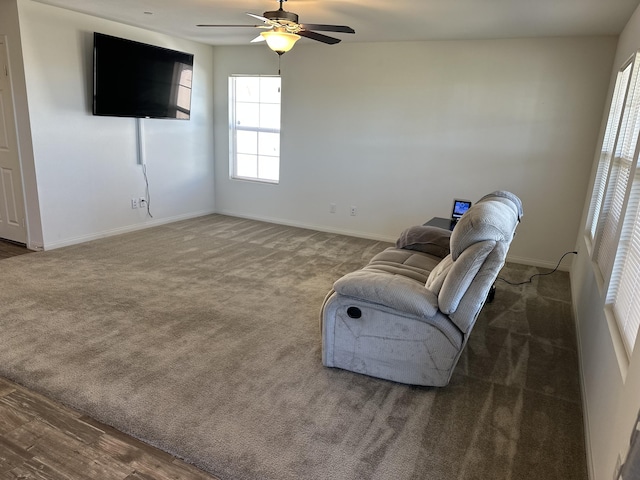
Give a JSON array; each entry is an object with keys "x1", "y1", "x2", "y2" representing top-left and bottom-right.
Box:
[{"x1": 0, "y1": 215, "x2": 587, "y2": 480}]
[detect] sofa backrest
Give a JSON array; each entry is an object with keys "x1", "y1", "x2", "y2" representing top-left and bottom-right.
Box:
[{"x1": 425, "y1": 191, "x2": 522, "y2": 333}]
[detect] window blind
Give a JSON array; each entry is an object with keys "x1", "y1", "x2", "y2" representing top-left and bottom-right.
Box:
[
  {"x1": 589, "y1": 64, "x2": 632, "y2": 240},
  {"x1": 589, "y1": 51, "x2": 640, "y2": 356},
  {"x1": 612, "y1": 177, "x2": 640, "y2": 356},
  {"x1": 595, "y1": 60, "x2": 640, "y2": 279}
]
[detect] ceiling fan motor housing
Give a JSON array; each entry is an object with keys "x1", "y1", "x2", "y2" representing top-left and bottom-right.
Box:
[{"x1": 264, "y1": 9, "x2": 299, "y2": 24}]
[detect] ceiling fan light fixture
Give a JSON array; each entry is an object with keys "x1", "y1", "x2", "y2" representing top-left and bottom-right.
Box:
[{"x1": 260, "y1": 30, "x2": 300, "y2": 54}]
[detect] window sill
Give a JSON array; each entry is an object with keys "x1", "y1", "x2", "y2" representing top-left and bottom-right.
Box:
[
  {"x1": 230, "y1": 176, "x2": 279, "y2": 186},
  {"x1": 604, "y1": 305, "x2": 630, "y2": 382}
]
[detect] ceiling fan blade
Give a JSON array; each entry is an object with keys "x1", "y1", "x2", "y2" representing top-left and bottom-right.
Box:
[
  {"x1": 299, "y1": 24, "x2": 355, "y2": 34},
  {"x1": 298, "y1": 30, "x2": 341, "y2": 45},
  {"x1": 197, "y1": 24, "x2": 270, "y2": 28},
  {"x1": 246, "y1": 12, "x2": 270, "y2": 23},
  {"x1": 251, "y1": 35, "x2": 266, "y2": 43}
]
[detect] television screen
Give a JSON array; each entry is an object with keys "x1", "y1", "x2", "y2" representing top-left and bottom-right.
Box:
[{"x1": 93, "y1": 33, "x2": 194, "y2": 120}]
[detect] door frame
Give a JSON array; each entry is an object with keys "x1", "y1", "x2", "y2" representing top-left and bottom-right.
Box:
[{"x1": 0, "y1": 34, "x2": 33, "y2": 249}]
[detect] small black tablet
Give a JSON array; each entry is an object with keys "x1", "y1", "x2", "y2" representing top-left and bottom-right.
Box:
[{"x1": 451, "y1": 199, "x2": 472, "y2": 223}]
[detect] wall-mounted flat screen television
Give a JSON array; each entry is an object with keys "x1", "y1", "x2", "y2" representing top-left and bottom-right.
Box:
[{"x1": 93, "y1": 32, "x2": 194, "y2": 120}]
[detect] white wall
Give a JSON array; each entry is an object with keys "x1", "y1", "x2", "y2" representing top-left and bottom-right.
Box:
[
  {"x1": 13, "y1": 0, "x2": 215, "y2": 249},
  {"x1": 572, "y1": 4, "x2": 640, "y2": 480},
  {"x1": 213, "y1": 37, "x2": 616, "y2": 268}
]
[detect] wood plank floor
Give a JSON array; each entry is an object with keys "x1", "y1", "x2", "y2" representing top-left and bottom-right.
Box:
[
  {"x1": 0, "y1": 245, "x2": 220, "y2": 480},
  {"x1": 0, "y1": 239, "x2": 31, "y2": 260},
  {"x1": 0, "y1": 378, "x2": 220, "y2": 480}
]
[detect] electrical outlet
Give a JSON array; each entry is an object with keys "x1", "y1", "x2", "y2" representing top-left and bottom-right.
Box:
[
  {"x1": 131, "y1": 198, "x2": 138, "y2": 209},
  {"x1": 139, "y1": 197, "x2": 147, "y2": 209},
  {"x1": 330, "y1": 203, "x2": 336, "y2": 214},
  {"x1": 350, "y1": 206, "x2": 357, "y2": 216}
]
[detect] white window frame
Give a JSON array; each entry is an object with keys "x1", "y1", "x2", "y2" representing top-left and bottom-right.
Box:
[
  {"x1": 229, "y1": 75, "x2": 281, "y2": 184},
  {"x1": 586, "y1": 51, "x2": 640, "y2": 362},
  {"x1": 586, "y1": 60, "x2": 633, "y2": 252}
]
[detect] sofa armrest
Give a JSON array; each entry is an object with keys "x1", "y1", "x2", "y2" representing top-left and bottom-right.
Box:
[
  {"x1": 396, "y1": 225, "x2": 451, "y2": 258},
  {"x1": 333, "y1": 270, "x2": 439, "y2": 318}
]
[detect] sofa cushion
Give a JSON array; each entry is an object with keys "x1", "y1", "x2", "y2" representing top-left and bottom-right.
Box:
[
  {"x1": 477, "y1": 190, "x2": 523, "y2": 220},
  {"x1": 365, "y1": 247, "x2": 441, "y2": 284},
  {"x1": 450, "y1": 200, "x2": 517, "y2": 260},
  {"x1": 438, "y1": 240, "x2": 496, "y2": 315},
  {"x1": 425, "y1": 254, "x2": 453, "y2": 295},
  {"x1": 333, "y1": 270, "x2": 439, "y2": 318},
  {"x1": 396, "y1": 225, "x2": 451, "y2": 258}
]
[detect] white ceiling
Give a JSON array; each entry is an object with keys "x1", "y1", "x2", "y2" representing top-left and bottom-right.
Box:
[{"x1": 32, "y1": 0, "x2": 640, "y2": 46}]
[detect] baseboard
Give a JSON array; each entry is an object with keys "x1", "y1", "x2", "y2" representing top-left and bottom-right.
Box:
[
  {"x1": 216, "y1": 210, "x2": 568, "y2": 270},
  {"x1": 41, "y1": 209, "x2": 217, "y2": 251},
  {"x1": 27, "y1": 241, "x2": 44, "y2": 252},
  {"x1": 504, "y1": 254, "x2": 573, "y2": 272},
  {"x1": 214, "y1": 209, "x2": 398, "y2": 244},
  {"x1": 570, "y1": 271, "x2": 595, "y2": 480},
  {"x1": 41, "y1": 208, "x2": 568, "y2": 271}
]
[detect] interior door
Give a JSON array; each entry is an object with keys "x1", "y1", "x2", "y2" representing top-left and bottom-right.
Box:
[{"x1": 0, "y1": 36, "x2": 27, "y2": 244}]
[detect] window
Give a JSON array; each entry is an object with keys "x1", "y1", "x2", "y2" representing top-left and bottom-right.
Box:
[
  {"x1": 611, "y1": 190, "x2": 640, "y2": 356},
  {"x1": 588, "y1": 62, "x2": 632, "y2": 245},
  {"x1": 587, "y1": 51, "x2": 640, "y2": 357},
  {"x1": 594, "y1": 58, "x2": 639, "y2": 281},
  {"x1": 229, "y1": 75, "x2": 281, "y2": 183}
]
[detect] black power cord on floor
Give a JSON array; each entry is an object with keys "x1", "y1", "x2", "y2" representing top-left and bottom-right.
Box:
[{"x1": 497, "y1": 250, "x2": 578, "y2": 286}]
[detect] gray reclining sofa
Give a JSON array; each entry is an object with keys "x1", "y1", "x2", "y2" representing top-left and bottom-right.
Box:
[{"x1": 320, "y1": 191, "x2": 523, "y2": 387}]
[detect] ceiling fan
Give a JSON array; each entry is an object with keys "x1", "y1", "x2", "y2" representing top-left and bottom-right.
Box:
[{"x1": 197, "y1": 0, "x2": 355, "y2": 55}]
